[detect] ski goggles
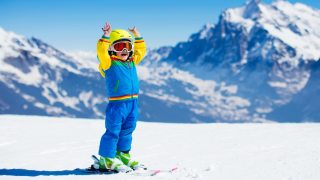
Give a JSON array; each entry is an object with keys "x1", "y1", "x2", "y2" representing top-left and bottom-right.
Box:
[{"x1": 112, "y1": 41, "x2": 133, "y2": 52}]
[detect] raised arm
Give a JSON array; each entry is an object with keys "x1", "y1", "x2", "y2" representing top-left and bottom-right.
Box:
[
  {"x1": 128, "y1": 26, "x2": 146, "y2": 66},
  {"x1": 97, "y1": 22, "x2": 112, "y2": 77}
]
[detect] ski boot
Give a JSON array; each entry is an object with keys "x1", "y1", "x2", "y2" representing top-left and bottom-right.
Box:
[
  {"x1": 116, "y1": 150, "x2": 146, "y2": 170},
  {"x1": 99, "y1": 156, "x2": 128, "y2": 172}
]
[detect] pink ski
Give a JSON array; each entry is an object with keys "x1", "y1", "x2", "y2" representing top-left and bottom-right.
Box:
[{"x1": 132, "y1": 167, "x2": 178, "y2": 176}]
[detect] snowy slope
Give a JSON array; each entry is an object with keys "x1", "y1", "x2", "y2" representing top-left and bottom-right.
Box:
[{"x1": 0, "y1": 115, "x2": 320, "y2": 180}]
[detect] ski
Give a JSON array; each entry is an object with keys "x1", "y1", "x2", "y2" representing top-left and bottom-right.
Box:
[
  {"x1": 76, "y1": 155, "x2": 178, "y2": 176},
  {"x1": 75, "y1": 165, "x2": 124, "y2": 174},
  {"x1": 77, "y1": 165, "x2": 178, "y2": 176},
  {"x1": 131, "y1": 167, "x2": 178, "y2": 176}
]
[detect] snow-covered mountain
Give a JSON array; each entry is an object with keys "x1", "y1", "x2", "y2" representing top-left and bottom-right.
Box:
[
  {"x1": 141, "y1": 0, "x2": 320, "y2": 122},
  {"x1": 0, "y1": 27, "x2": 107, "y2": 118},
  {"x1": 1, "y1": 0, "x2": 320, "y2": 122}
]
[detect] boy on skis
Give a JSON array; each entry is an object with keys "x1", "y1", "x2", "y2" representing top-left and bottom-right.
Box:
[{"x1": 96, "y1": 22, "x2": 146, "y2": 171}]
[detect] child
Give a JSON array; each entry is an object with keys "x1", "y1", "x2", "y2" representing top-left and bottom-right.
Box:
[{"x1": 96, "y1": 22, "x2": 146, "y2": 171}]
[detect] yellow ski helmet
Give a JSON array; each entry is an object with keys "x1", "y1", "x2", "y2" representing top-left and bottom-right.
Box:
[{"x1": 109, "y1": 29, "x2": 133, "y2": 45}]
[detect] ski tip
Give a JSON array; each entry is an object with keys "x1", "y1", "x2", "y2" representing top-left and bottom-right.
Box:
[
  {"x1": 171, "y1": 167, "x2": 178, "y2": 171},
  {"x1": 91, "y1": 155, "x2": 99, "y2": 162},
  {"x1": 153, "y1": 170, "x2": 161, "y2": 175}
]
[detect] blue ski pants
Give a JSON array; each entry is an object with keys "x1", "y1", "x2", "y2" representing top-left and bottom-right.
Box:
[{"x1": 99, "y1": 99, "x2": 139, "y2": 158}]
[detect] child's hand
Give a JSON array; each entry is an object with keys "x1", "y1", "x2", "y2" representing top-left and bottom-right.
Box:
[
  {"x1": 128, "y1": 26, "x2": 141, "y2": 38},
  {"x1": 102, "y1": 22, "x2": 112, "y2": 37}
]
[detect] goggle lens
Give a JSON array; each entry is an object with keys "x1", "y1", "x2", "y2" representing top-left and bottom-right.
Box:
[{"x1": 113, "y1": 42, "x2": 132, "y2": 52}]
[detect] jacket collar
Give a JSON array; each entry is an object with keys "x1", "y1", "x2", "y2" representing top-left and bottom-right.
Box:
[
  {"x1": 111, "y1": 55, "x2": 133, "y2": 62},
  {"x1": 111, "y1": 55, "x2": 127, "y2": 62}
]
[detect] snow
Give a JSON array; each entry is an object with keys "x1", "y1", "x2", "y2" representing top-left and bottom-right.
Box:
[
  {"x1": 67, "y1": 50, "x2": 99, "y2": 71},
  {"x1": 0, "y1": 27, "x2": 99, "y2": 78},
  {"x1": 268, "y1": 81, "x2": 287, "y2": 88},
  {"x1": 137, "y1": 64, "x2": 254, "y2": 122},
  {"x1": 262, "y1": 1, "x2": 320, "y2": 62},
  {"x1": 0, "y1": 61, "x2": 43, "y2": 87},
  {"x1": 0, "y1": 27, "x2": 108, "y2": 118},
  {"x1": 1, "y1": 115, "x2": 320, "y2": 179},
  {"x1": 78, "y1": 91, "x2": 93, "y2": 108},
  {"x1": 255, "y1": 107, "x2": 273, "y2": 113},
  {"x1": 225, "y1": 7, "x2": 256, "y2": 33},
  {"x1": 223, "y1": 0, "x2": 320, "y2": 64},
  {"x1": 41, "y1": 82, "x2": 81, "y2": 112},
  {"x1": 199, "y1": 23, "x2": 215, "y2": 39}
]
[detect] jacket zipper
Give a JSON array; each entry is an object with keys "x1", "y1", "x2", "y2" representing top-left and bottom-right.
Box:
[{"x1": 128, "y1": 61, "x2": 133, "y2": 99}]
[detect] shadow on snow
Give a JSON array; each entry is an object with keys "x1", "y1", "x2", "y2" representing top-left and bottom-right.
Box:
[{"x1": 0, "y1": 168, "x2": 106, "y2": 176}]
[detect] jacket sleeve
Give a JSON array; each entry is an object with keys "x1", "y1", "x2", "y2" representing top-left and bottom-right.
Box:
[
  {"x1": 132, "y1": 37, "x2": 146, "y2": 66},
  {"x1": 97, "y1": 36, "x2": 111, "y2": 78}
]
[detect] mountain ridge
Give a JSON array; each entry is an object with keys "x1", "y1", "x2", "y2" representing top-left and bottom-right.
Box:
[
  {"x1": 1, "y1": 0, "x2": 320, "y2": 122},
  {"x1": 141, "y1": 0, "x2": 320, "y2": 122}
]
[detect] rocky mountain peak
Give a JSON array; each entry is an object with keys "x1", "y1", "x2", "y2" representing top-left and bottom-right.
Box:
[
  {"x1": 245, "y1": 0, "x2": 261, "y2": 6},
  {"x1": 243, "y1": 0, "x2": 262, "y2": 20},
  {"x1": 222, "y1": 0, "x2": 262, "y2": 22}
]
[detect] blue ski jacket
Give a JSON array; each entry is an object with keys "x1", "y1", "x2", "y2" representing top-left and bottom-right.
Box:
[{"x1": 97, "y1": 36, "x2": 146, "y2": 102}]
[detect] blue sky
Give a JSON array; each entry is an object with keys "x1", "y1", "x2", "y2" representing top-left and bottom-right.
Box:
[{"x1": 1, "y1": 0, "x2": 319, "y2": 52}]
